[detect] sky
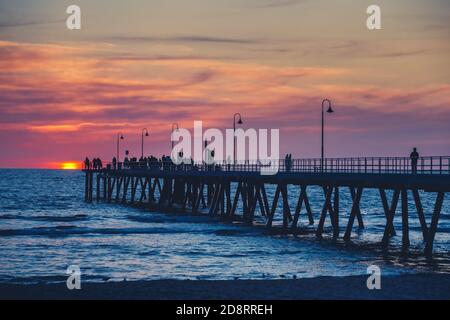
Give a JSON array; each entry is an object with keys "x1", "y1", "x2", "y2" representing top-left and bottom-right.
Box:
[{"x1": 0, "y1": 0, "x2": 449, "y2": 168}]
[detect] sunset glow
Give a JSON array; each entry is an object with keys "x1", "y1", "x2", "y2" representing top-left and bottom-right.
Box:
[
  {"x1": 60, "y1": 162, "x2": 80, "y2": 170},
  {"x1": 0, "y1": 0, "x2": 448, "y2": 168}
]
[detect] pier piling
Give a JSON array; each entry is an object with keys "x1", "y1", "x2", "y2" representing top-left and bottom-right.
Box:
[{"x1": 83, "y1": 156, "x2": 450, "y2": 256}]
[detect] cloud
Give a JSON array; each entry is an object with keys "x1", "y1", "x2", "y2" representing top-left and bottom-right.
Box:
[
  {"x1": 0, "y1": 18, "x2": 65, "y2": 28},
  {"x1": 103, "y1": 35, "x2": 263, "y2": 45},
  {"x1": 375, "y1": 49, "x2": 430, "y2": 58},
  {"x1": 0, "y1": 40, "x2": 449, "y2": 166},
  {"x1": 253, "y1": 0, "x2": 307, "y2": 8}
]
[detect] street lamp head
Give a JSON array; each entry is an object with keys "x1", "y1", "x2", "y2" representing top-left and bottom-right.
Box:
[
  {"x1": 120, "y1": 135, "x2": 124, "y2": 140},
  {"x1": 145, "y1": 132, "x2": 149, "y2": 137},
  {"x1": 322, "y1": 99, "x2": 334, "y2": 114},
  {"x1": 234, "y1": 113, "x2": 243, "y2": 125}
]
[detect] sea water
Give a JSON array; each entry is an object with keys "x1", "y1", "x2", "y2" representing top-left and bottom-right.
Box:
[{"x1": 0, "y1": 169, "x2": 448, "y2": 284}]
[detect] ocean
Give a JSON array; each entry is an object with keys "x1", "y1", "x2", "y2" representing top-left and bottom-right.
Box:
[{"x1": 0, "y1": 169, "x2": 449, "y2": 284}]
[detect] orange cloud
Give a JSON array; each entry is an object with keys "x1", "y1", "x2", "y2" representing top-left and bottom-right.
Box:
[{"x1": 0, "y1": 39, "x2": 449, "y2": 167}]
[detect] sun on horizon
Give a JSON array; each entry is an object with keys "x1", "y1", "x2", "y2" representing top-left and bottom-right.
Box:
[{"x1": 60, "y1": 162, "x2": 80, "y2": 170}]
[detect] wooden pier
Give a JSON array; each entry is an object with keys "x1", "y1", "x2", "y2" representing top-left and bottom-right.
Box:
[{"x1": 83, "y1": 156, "x2": 450, "y2": 256}]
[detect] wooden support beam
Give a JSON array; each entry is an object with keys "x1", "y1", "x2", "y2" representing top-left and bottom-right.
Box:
[
  {"x1": 193, "y1": 183, "x2": 205, "y2": 213},
  {"x1": 207, "y1": 183, "x2": 213, "y2": 206},
  {"x1": 191, "y1": 182, "x2": 198, "y2": 209},
  {"x1": 149, "y1": 178, "x2": 157, "y2": 202},
  {"x1": 266, "y1": 184, "x2": 281, "y2": 228},
  {"x1": 425, "y1": 192, "x2": 445, "y2": 256},
  {"x1": 261, "y1": 184, "x2": 271, "y2": 218},
  {"x1": 122, "y1": 176, "x2": 130, "y2": 203},
  {"x1": 88, "y1": 172, "x2": 93, "y2": 203},
  {"x1": 230, "y1": 181, "x2": 243, "y2": 217},
  {"x1": 401, "y1": 189, "x2": 410, "y2": 249},
  {"x1": 303, "y1": 186, "x2": 314, "y2": 225},
  {"x1": 241, "y1": 183, "x2": 249, "y2": 220},
  {"x1": 139, "y1": 178, "x2": 148, "y2": 203},
  {"x1": 316, "y1": 186, "x2": 333, "y2": 238},
  {"x1": 254, "y1": 183, "x2": 267, "y2": 217},
  {"x1": 292, "y1": 186, "x2": 306, "y2": 229},
  {"x1": 412, "y1": 189, "x2": 428, "y2": 241},
  {"x1": 183, "y1": 181, "x2": 192, "y2": 211},
  {"x1": 246, "y1": 182, "x2": 255, "y2": 222},
  {"x1": 225, "y1": 182, "x2": 232, "y2": 215},
  {"x1": 103, "y1": 174, "x2": 107, "y2": 201},
  {"x1": 84, "y1": 172, "x2": 89, "y2": 202},
  {"x1": 107, "y1": 176, "x2": 114, "y2": 202},
  {"x1": 249, "y1": 183, "x2": 265, "y2": 221},
  {"x1": 149, "y1": 178, "x2": 155, "y2": 205},
  {"x1": 96, "y1": 174, "x2": 100, "y2": 202},
  {"x1": 159, "y1": 179, "x2": 172, "y2": 205},
  {"x1": 209, "y1": 182, "x2": 222, "y2": 215},
  {"x1": 220, "y1": 181, "x2": 226, "y2": 215},
  {"x1": 381, "y1": 189, "x2": 400, "y2": 247},
  {"x1": 139, "y1": 178, "x2": 148, "y2": 201},
  {"x1": 281, "y1": 184, "x2": 292, "y2": 228},
  {"x1": 343, "y1": 187, "x2": 363, "y2": 241},
  {"x1": 379, "y1": 189, "x2": 396, "y2": 237},
  {"x1": 115, "y1": 177, "x2": 122, "y2": 202},
  {"x1": 130, "y1": 177, "x2": 139, "y2": 204},
  {"x1": 333, "y1": 186, "x2": 339, "y2": 239},
  {"x1": 248, "y1": 185, "x2": 257, "y2": 220},
  {"x1": 350, "y1": 187, "x2": 364, "y2": 229}
]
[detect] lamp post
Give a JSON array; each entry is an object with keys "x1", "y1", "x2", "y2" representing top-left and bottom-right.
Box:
[
  {"x1": 171, "y1": 123, "x2": 179, "y2": 151},
  {"x1": 204, "y1": 139, "x2": 209, "y2": 164},
  {"x1": 117, "y1": 132, "x2": 124, "y2": 162},
  {"x1": 233, "y1": 113, "x2": 243, "y2": 163},
  {"x1": 321, "y1": 99, "x2": 334, "y2": 171},
  {"x1": 141, "y1": 128, "x2": 149, "y2": 159}
]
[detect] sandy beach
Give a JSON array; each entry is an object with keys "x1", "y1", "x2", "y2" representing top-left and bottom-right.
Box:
[{"x1": 1, "y1": 274, "x2": 449, "y2": 300}]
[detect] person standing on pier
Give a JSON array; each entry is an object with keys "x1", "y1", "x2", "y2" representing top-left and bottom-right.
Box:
[
  {"x1": 410, "y1": 147, "x2": 419, "y2": 174},
  {"x1": 112, "y1": 157, "x2": 117, "y2": 170},
  {"x1": 84, "y1": 157, "x2": 90, "y2": 170},
  {"x1": 285, "y1": 154, "x2": 292, "y2": 172}
]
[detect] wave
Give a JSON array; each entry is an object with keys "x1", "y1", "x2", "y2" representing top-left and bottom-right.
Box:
[
  {"x1": 0, "y1": 274, "x2": 109, "y2": 285},
  {"x1": 0, "y1": 225, "x2": 207, "y2": 237},
  {"x1": 0, "y1": 214, "x2": 88, "y2": 222},
  {"x1": 126, "y1": 215, "x2": 166, "y2": 224}
]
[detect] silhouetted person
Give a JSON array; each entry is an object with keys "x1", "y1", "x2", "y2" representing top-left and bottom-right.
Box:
[
  {"x1": 410, "y1": 147, "x2": 419, "y2": 174},
  {"x1": 285, "y1": 154, "x2": 292, "y2": 172},
  {"x1": 84, "y1": 157, "x2": 90, "y2": 170},
  {"x1": 112, "y1": 157, "x2": 117, "y2": 170}
]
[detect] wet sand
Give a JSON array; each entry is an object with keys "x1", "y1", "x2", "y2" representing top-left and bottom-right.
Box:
[{"x1": 1, "y1": 274, "x2": 449, "y2": 300}]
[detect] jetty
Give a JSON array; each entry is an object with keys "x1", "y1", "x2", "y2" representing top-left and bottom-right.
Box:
[{"x1": 83, "y1": 156, "x2": 450, "y2": 256}]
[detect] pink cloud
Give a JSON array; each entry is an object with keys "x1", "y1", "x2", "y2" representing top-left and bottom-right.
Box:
[{"x1": 0, "y1": 40, "x2": 449, "y2": 167}]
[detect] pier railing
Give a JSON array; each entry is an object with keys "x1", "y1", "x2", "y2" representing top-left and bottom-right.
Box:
[{"x1": 86, "y1": 156, "x2": 450, "y2": 175}]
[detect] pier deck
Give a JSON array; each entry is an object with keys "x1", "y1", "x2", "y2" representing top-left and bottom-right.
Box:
[{"x1": 83, "y1": 156, "x2": 450, "y2": 256}]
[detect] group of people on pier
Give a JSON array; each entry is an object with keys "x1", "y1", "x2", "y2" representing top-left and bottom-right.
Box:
[
  {"x1": 84, "y1": 157, "x2": 103, "y2": 170},
  {"x1": 83, "y1": 148, "x2": 421, "y2": 173},
  {"x1": 84, "y1": 155, "x2": 187, "y2": 171}
]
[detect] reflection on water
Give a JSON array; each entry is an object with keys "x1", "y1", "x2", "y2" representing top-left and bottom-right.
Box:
[{"x1": 0, "y1": 169, "x2": 448, "y2": 284}]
